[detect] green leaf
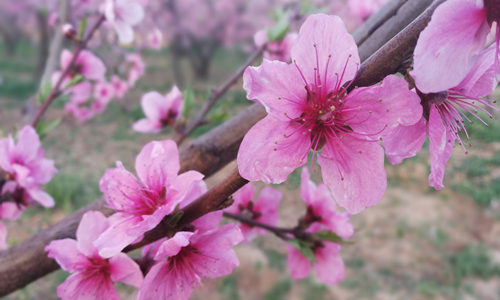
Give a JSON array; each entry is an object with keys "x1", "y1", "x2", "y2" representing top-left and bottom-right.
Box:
[
  {"x1": 78, "y1": 18, "x2": 88, "y2": 39},
  {"x1": 36, "y1": 82, "x2": 52, "y2": 105},
  {"x1": 64, "y1": 75, "x2": 85, "y2": 89},
  {"x1": 313, "y1": 230, "x2": 354, "y2": 245},
  {"x1": 35, "y1": 118, "x2": 61, "y2": 139},
  {"x1": 183, "y1": 87, "x2": 194, "y2": 119},
  {"x1": 288, "y1": 239, "x2": 315, "y2": 263},
  {"x1": 267, "y1": 13, "x2": 290, "y2": 42},
  {"x1": 167, "y1": 210, "x2": 184, "y2": 227}
]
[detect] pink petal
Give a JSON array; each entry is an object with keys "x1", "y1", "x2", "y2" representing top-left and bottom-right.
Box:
[
  {"x1": 57, "y1": 273, "x2": 120, "y2": 300},
  {"x1": 172, "y1": 170, "x2": 206, "y2": 207},
  {"x1": 113, "y1": 21, "x2": 134, "y2": 44},
  {"x1": 135, "y1": 140, "x2": 180, "y2": 192},
  {"x1": 253, "y1": 29, "x2": 267, "y2": 48},
  {"x1": 140, "y1": 91, "x2": 164, "y2": 121},
  {"x1": 0, "y1": 222, "x2": 7, "y2": 250},
  {"x1": 192, "y1": 211, "x2": 223, "y2": 232},
  {"x1": 237, "y1": 115, "x2": 310, "y2": 184},
  {"x1": 412, "y1": 0, "x2": 489, "y2": 93},
  {"x1": 79, "y1": 50, "x2": 106, "y2": 81},
  {"x1": 60, "y1": 49, "x2": 73, "y2": 69},
  {"x1": 132, "y1": 119, "x2": 162, "y2": 133},
  {"x1": 286, "y1": 244, "x2": 311, "y2": 279},
  {"x1": 154, "y1": 231, "x2": 193, "y2": 260},
  {"x1": 108, "y1": 253, "x2": 143, "y2": 287},
  {"x1": 382, "y1": 117, "x2": 427, "y2": 165},
  {"x1": 15, "y1": 126, "x2": 40, "y2": 161},
  {"x1": 118, "y1": 0, "x2": 145, "y2": 25},
  {"x1": 0, "y1": 202, "x2": 23, "y2": 220},
  {"x1": 318, "y1": 135, "x2": 386, "y2": 214},
  {"x1": 428, "y1": 105, "x2": 455, "y2": 190},
  {"x1": 45, "y1": 239, "x2": 87, "y2": 273},
  {"x1": 291, "y1": 14, "x2": 359, "y2": 90},
  {"x1": 99, "y1": 162, "x2": 143, "y2": 211},
  {"x1": 229, "y1": 183, "x2": 256, "y2": 212},
  {"x1": 27, "y1": 188, "x2": 55, "y2": 207},
  {"x1": 243, "y1": 59, "x2": 306, "y2": 121},
  {"x1": 76, "y1": 211, "x2": 109, "y2": 257},
  {"x1": 254, "y1": 186, "x2": 282, "y2": 226},
  {"x1": 455, "y1": 44, "x2": 499, "y2": 97},
  {"x1": 300, "y1": 167, "x2": 315, "y2": 205},
  {"x1": 313, "y1": 242, "x2": 345, "y2": 285},
  {"x1": 94, "y1": 213, "x2": 141, "y2": 258},
  {"x1": 165, "y1": 85, "x2": 183, "y2": 118},
  {"x1": 137, "y1": 261, "x2": 195, "y2": 300},
  {"x1": 343, "y1": 75, "x2": 423, "y2": 138}
]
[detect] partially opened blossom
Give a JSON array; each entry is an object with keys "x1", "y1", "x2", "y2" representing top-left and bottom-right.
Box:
[
  {"x1": 46, "y1": 211, "x2": 143, "y2": 300},
  {"x1": 105, "y1": 0, "x2": 145, "y2": 44},
  {"x1": 94, "y1": 140, "x2": 205, "y2": 257},
  {"x1": 0, "y1": 202, "x2": 22, "y2": 250},
  {"x1": 299, "y1": 167, "x2": 353, "y2": 238},
  {"x1": 225, "y1": 183, "x2": 282, "y2": 240},
  {"x1": 133, "y1": 86, "x2": 183, "y2": 133},
  {"x1": 287, "y1": 240, "x2": 345, "y2": 285},
  {"x1": 254, "y1": 29, "x2": 297, "y2": 62},
  {"x1": 54, "y1": 49, "x2": 106, "y2": 86},
  {"x1": 137, "y1": 224, "x2": 243, "y2": 300},
  {"x1": 412, "y1": 0, "x2": 499, "y2": 93},
  {"x1": 110, "y1": 75, "x2": 129, "y2": 99},
  {"x1": 126, "y1": 53, "x2": 145, "y2": 86},
  {"x1": 390, "y1": 45, "x2": 499, "y2": 189},
  {"x1": 0, "y1": 126, "x2": 57, "y2": 207},
  {"x1": 237, "y1": 14, "x2": 422, "y2": 213}
]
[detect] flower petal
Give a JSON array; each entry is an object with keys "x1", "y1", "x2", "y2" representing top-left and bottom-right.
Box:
[
  {"x1": 45, "y1": 239, "x2": 87, "y2": 273},
  {"x1": 313, "y1": 242, "x2": 345, "y2": 285},
  {"x1": 141, "y1": 91, "x2": 164, "y2": 121},
  {"x1": 382, "y1": 117, "x2": 427, "y2": 165},
  {"x1": 132, "y1": 119, "x2": 162, "y2": 133},
  {"x1": 76, "y1": 211, "x2": 109, "y2": 257},
  {"x1": 109, "y1": 253, "x2": 143, "y2": 287},
  {"x1": 286, "y1": 244, "x2": 311, "y2": 279},
  {"x1": 455, "y1": 45, "x2": 499, "y2": 97},
  {"x1": 428, "y1": 105, "x2": 455, "y2": 190},
  {"x1": 154, "y1": 231, "x2": 193, "y2": 260}
]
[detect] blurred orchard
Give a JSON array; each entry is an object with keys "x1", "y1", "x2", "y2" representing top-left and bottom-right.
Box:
[{"x1": 0, "y1": 0, "x2": 500, "y2": 299}]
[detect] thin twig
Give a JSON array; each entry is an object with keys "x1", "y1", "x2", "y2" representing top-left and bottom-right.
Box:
[
  {"x1": 174, "y1": 45, "x2": 266, "y2": 144},
  {"x1": 30, "y1": 15, "x2": 106, "y2": 127},
  {"x1": 223, "y1": 211, "x2": 293, "y2": 240}
]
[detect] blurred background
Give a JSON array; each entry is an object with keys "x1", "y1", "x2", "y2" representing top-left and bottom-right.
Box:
[{"x1": 1, "y1": 0, "x2": 500, "y2": 299}]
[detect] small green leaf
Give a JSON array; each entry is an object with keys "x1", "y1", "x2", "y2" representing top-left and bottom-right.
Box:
[
  {"x1": 167, "y1": 211, "x2": 184, "y2": 227},
  {"x1": 78, "y1": 18, "x2": 88, "y2": 39},
  {"x1": 288, "y1": 239, "x2": 315, "y2": 263},
  {"x1": 36, "y1": 82, "x2": 53, "y2": 105},
  {"x1": 267, "y1": 13, "x2": 290, "y2": 42},
  {"x1": 183, "y1": 87, "x2": 194, "y2": 119},
  {"x1": 35, "y1": 118, "x2": 61, "y2": 139},
  {"x1": 64, "y1": 75, "x2": 85, "y2": 89},
  {"x1": 313, "y1": 230, "x2": 354, "y2": 245}
]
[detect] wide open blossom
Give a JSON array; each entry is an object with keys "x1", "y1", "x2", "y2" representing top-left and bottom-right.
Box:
[
  {"x1": 133, "y1": 86, "x2": 183, "y2": 133},
  {"x1": 94, "y1": 80, "x2": 115, "y2": 104},
  {"x1": 225, "y1": 183, "x2": 282, "y2": 241},
  {"x1": 46, "y1": 211, "x2": 143, "y2": 300},
  {"x1": 105, "y1": 0, "x2": 145, "y2": 44},
  {"x1": 412, "y1": 0, "x2": 500, "y2": 93},
  {"x1": 237, "y1": 14, "x2": 422, "y2": 214},
  {"x1": 387, "y1": 45, "x2": 498, "y2": 189},
  {"x1": 137, "y1": 223, "x2": 243, "y2": 300},
  {"x1": 94, "y1": 140, "x2": 205, "y2": 257},
  {"x1": 0, "y1": 202, "x2": 22, "y2": 250},
  {"x1": 254, "y1": 29, "x2": 297, "y2": 62},
  {"x1": 53, "y1": 49, "x2": 106, "y2": 86},
  {"x1": 0, "y1": 126, "x2": 57, "y2": 207}
]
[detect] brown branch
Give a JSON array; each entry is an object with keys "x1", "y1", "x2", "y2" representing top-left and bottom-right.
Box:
[
  {"x1": 174, "y1": 45, "x2": 266, "y2": 145},
  {"x1": 30, "y1": 14, "x2": 106, "y2": 127},
  {"x1": 0, "y1": 1, "x2": 444, "y2": 295},
  {"x1": 223, "y1": 211, "x2": 291, "y2": 240}
]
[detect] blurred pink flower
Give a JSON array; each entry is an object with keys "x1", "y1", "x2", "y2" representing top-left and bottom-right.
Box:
[
  {"x1": 412, "y1": 0, "x2": 499, "y2": 93},
  {"x1": 94, "y1": 80, "x2": 115, "y2": 104},
  {"x1": 348, "y1": 0, "x2": 388, "y2": 20},
  {"x1": 94, "y1": 140, "x2": 205, "y2": 257},
  {"x1": 137, "y1": 224, "x2": 243, "y2": 300},
  {"x1": 65, "y1": 81, "x2": 97, "y2": 123},
  {"x1": 59, "y1": 49, "x2": 106, "y2": 83},
  {"x1": 388, "y1": 45, "x2": 499, "y2": 190},
  {"x1": 133, "y1": 86, "x2": 183, "y2": 133},
  {"x1": 147, "y1": 28, "x2": 164, "y2": 50},
  {"x1": 105, "y1": 0, "x2": 145, "y2": 44},
  {"x1": 254, "y1": 29, "x2": 297, "y2": 62},
  {"x1": 0, "y1": 126, "x2": 57, "y2": 208},
  {"x1": 237, "y1": 14, "x2": 422, "y2": 214},
  {"x1": 0, "y1": 202, "x2": 23, "y2": 250},
  {"x1": 110, "y1": 75, "x2": 129, "y2": 99},
  {"x1": 126, "y1": 53, "x2": 145, "y2": 86},
  {"x1": 225, "y1": 183, "x2": 282, "y2": 241},
  {"x1": 46, "y1": 211, "x2": 143, "y2": 300}
]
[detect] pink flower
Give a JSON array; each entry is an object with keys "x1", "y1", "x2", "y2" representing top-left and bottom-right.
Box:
[
  {"x1": 94, "y1": 80, "x2": 115, "y2": 104},
  {"x1": 225, "y1": 183, "x2": 282, "y2": 241},
  {"x1": 58, "y1": 49, "x2": 106, "y2": 83},
  {"x1": 0, "y1": 202, "x2": 22, "y2": 250},
  {"x1": 412, "y1": 0, "x2": 499, "y2": 93},
  {"x1": 348, "y1": 0, "x2": 388, "y2": 20},
  {"x1": 237, "y1": 14, "x2": 422, "y2": 214},
  {"x1": 105, "y1": 0, "x2": 145, "y2": 44},
  {"x1": 133, "y1": 86, "x2": 183, "y2": 133},
  {"x1": 389, "y1": 45, "x2": 498, "y2": 190},
  {"x1": 45, "y1": 211, "x2": 143, "y2": 300},
  {"x1": 299, "y1": 167, "x2": 353, "y2": 238},
  {"x1": 94, "y1": 140, "x2": 205, "y2": 257},
  {"x1": 147, "y1": 28, "x2": 164, "y2": 50},
  {"x1": 126, "y1": 53, "x2": 145, "y2": 86},
  {"x1": 287, "y1": 241, "x2": 345, "y2": 285},
  {"x1": 0, "y1": 126, "x2": 57, "y2": 207},
  {"x1": 65, "y1": 81, "x2": 96, "y2": 123},
  {"x1": 254, "y1": 29, "x2": 297, "y2": 62},
  {"x1": 110, "y1": 75, "x2": 129, "y2": 100},
  {"x1": 137, "y1": 224, "x2": 243, "y2": 300}
]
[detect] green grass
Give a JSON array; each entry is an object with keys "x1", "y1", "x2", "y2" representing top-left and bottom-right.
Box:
[
  {"x1": 218, "y1": 275, "x2": 240, "y2": 300},
  {"x1": 44, "y1": 172, "x2": 101, "y2": 212},
  {"x1": 449, "y1": 244, "x2": 500, "y2": 284},
  {"x1": 263, "y1": 278, "x2": 291, "y2": 300}
]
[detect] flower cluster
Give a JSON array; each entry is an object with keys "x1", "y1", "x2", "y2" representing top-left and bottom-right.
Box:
[{"x1": 0, "y1": 126, "x2": 57, "y2": 249}]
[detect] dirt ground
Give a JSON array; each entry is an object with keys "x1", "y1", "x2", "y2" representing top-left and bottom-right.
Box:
[{"x1": 1, "y1": 44, "x2": 499, "y2": 300}]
